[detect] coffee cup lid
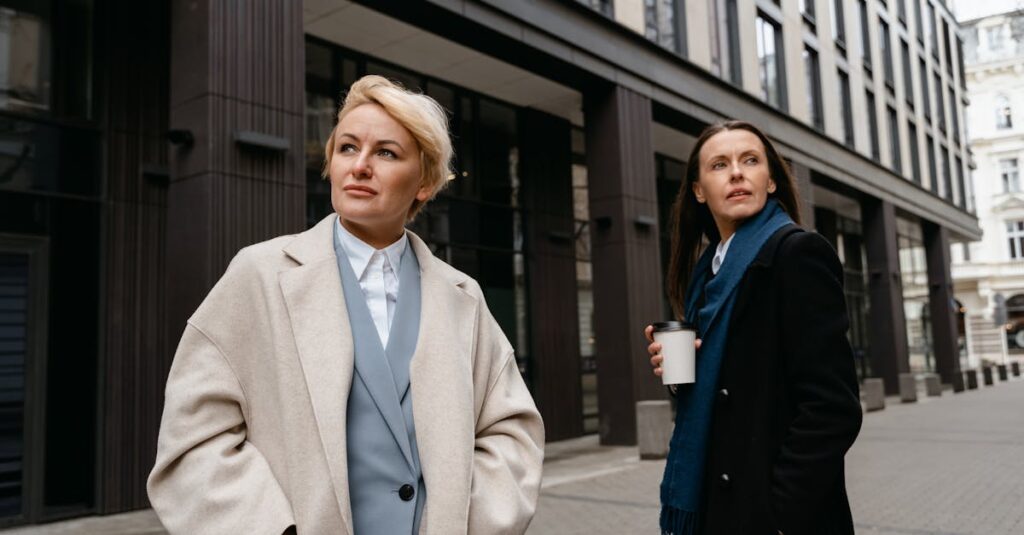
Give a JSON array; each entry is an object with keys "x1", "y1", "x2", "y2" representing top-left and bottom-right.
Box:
[{"x1": 652, "y1": 321, "x2": 694, "y2": 332}]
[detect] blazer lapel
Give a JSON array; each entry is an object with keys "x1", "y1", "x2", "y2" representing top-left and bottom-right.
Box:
[
  {"x1": 406, "y1": 234, "x2": 479, "y2": 531},
  {"x1": 333, "y1": 233, "x2": 417, "y2": 471},
  {"x1": 279, "y1": 215, "x2": 354, "y2": 534}
]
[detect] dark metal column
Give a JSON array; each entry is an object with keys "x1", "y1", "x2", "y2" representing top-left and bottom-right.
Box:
[
  {"x1": 861, "y1": 198, "x2": 910, "y2": 394},
  {"x1": 166, "y1": 0, "x2": 305, "y2": 335},
  {"x1": 923, "y1": 221, "x2": 963, "y2": 389},
  {"x1": 584, "y1": 85, "x2": 664, "y2": 445},
  {"x1": 520, "y1": 109, "x2": 584, "y2": 441}
]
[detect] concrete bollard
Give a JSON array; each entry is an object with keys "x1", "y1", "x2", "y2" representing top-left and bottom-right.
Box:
[
  {"x1": 1013, "y1": 362, "x2": 1021, "y2": 377},
  {"x1": 982, "y1": 366, "x2": 994, "y2": 386},
  {"x1": 952, "y1": 371, "x2": 966, "y2": 393},
  {"x1": 863, "y1": 378, "x2": 886, "y2": 412},
  {"x1": 924, "y1": 374, "x2": 943, "y2": 397},
  {"x1": 899, "y1": 373, "x2": 918, "y2": 403},
  {"x1": 966, "y1": 369, "x2": 978, "y2": 390},
  {"x1": 636, "y1": 400, "x2": 673, "y2": 460},
  {"x1": 997, "y1": 364, "x2": 1009, "y2": 382}
]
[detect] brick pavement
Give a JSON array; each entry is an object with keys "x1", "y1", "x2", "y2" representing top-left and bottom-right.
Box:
[{"x1": 4, "y1": 379, "x2": 1022, "y2": 534}]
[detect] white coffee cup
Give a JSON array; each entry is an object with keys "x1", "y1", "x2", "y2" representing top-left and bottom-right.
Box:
[{"x1": 653, "y1": 321, "x2": 697, "y2": 385}]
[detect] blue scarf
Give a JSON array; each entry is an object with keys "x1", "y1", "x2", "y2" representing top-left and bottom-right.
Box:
[{"x1": 660, "y1": 199, "x2": 794, "y2": 534}]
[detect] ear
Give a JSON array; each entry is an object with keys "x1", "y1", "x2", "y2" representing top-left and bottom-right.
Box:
[
  {"x1": 692, "y1": 181, "x2": 706, "y2": 204},
  {"x1": 415, "y1": 182, "x2": 434, "y2": 203},
  {"x1": 767, "y1": 178, "x2": 777, "y2": 194}
]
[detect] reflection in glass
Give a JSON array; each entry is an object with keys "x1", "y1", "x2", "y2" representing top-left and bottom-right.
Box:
[{"x1": 0, "y1": 7, "x2": 50, "y2": 114}]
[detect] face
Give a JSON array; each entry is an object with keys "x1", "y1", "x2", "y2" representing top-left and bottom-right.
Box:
[
  {"x1": 692, "y1": 129, "x2": 776, "y2": 239},
  {"x1": 328, "y1": 103, "x2": 432, "y2": 236}
]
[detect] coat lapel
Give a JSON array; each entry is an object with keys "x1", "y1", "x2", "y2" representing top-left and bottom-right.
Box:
[
  {"x1": 406, "y1": 234, "x2": 479, "y2": 532},
  {"x1": 279, "y1": 214, "x2": 354, "y2": 535}
]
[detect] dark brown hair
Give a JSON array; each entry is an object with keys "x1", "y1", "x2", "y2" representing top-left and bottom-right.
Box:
[{"x1": 665, "y1": 120, "x2": 803, "y2": 320}]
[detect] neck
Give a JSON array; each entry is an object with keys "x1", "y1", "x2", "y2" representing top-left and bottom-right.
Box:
[
  {"x1": 339, "y1": 217, "x2": 405, "y2": 250},
  {"x1": 714, "y1": 220, "x2": 736, "y2": 243}
]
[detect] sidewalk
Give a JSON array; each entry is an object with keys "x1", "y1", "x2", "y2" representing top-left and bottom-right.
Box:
[{"x1": 4, "y1": 378, "x2": 1023, "y2": 534}]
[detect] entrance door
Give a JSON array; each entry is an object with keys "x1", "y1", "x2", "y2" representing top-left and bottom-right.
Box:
[{"x1": 0, "y1": 235, "x2": 48, "y2": 527}]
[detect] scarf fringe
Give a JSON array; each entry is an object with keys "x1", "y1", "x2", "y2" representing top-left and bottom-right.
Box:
[{"x1": 659, "y1": 505, "x2": 699, "y2": 535}]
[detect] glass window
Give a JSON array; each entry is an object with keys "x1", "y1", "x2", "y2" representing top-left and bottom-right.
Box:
[
  {"x1": 838, "y1": 69, "x2": 854, "y2": 146},
  {"x1": 804, "y1": 47, "x2": 823, "y2": 130},
  {"x1": 955, "y1": 155, "x2": 966, "y2": 209},
  {"x1": 940, "y1": 145, "x2": 951, "y2": 200},
  {"x1": 925, "y1": 133, "x2": 936, "y2": 194},
  {"x1": 756, "y1": 13, "x2": 786, "y2": 110},
  {"x1": 799, "y1": 0, "x2": 815, "y2": 25},
  {"x1": 926, "y1": 1, "x2": 937, "y2": 58},
  {"x1": 645, "y1": 0, "x2": 686, "y2": 54},
  {"x1": 881, "y1": 20, "x2": 894, "y2": 89},
  {"x1": 0, "y1": 4, "x2": 51, "y2": 115},
  {"x1": 859, "y1": 1, "x2": 872, "y2": 73},
  {"x1": 908, "y1": 121, "x2": 921, "y2": 183},
  {"x1": 920, "y1": 58, "x2": 931, "y2": 120},
  {"x1": 577, "y1": 0, "x2": 613, "y2": 17},
  {"x1": 914, "y1": 0, "x2": 924, "y2": 44},
  {"x1": 949, "y1": 86, "x2": 959, "y2": 140},
  {"x1": 901, "y1": 39, "x2": 914, "y2": 108},
  {"x1": 1008, "y1": 220, "x2": 1024, "y2": 260},
  {"x1": 888, "y1": 106, "x2": 901, "y2": 173},
  {"x1": 984, "y1": 24, "x2": 1006, "y2": 51},
  {"x1": 709, "y1": 0, "x2": 741, "y2": 84},
  {"x1": 1002, "y1": 158, "x2": 1020, "y2": 194},
  {"x1": 942, "y1": 18, "x2": 952, "y2": 74},
  {"x1": 831, "y1": 0, "x2": 847, "y2": 54},
  {"x1": 897, "y1": 0, "x2": 907, "y2": 23},
  {"x1": 996, "y1": 94, "x2": 1013, "y2": 129},
  {"x1": 866, "y1": 89, "x2": 880, "y2": 161},
  {"x1": 934, "y1": 72, "x2": 945, "y2": 133}
]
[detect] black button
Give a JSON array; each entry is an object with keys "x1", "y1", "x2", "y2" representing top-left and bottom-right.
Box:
[
  {"x1": 399, "y1": 484, "x2": 415, "y2": 501},
  {"x1": 719, "y1": 388, "x2": 729, "y2": 398},
  {"x1": 719, "y1": 473, "x2": 731, "y2": 488}
]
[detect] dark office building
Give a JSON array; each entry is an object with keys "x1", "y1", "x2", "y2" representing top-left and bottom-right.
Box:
[{"x1": 0, "y1": 0, "x2": 977, "y2": 525}]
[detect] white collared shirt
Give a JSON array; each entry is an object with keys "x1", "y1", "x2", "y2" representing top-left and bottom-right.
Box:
[
  {"x1": 711, "y1": 234, "x2": 734, "y2": 275},
  {"x1": 335, "y1": 220, "x2": 407, "y2": 347}
]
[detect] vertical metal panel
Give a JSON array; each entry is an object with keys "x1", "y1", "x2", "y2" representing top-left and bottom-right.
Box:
[
  {"x1": 97, "y1": 0, "x2": 171, "y2": 513},
  {"x1": 861, "y1": 198, "x2": 910, "y2": 394},
  {"x1": 923, "y1": 222, "x2": 961, "y2": 387},
  {"x1": 585, "y1": 85, "x2": 664, "y2": 446},
  {"x1": 166, "y1": 0, "x2": 305, "y2": 347},
  {"x1": 520, "y1": 109, "x2": 583, "y2": 442}
]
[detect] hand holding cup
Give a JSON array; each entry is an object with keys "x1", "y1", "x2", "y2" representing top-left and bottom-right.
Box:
[{"x1": 645, "y1": 323, "x2": 701, "y2": 384}]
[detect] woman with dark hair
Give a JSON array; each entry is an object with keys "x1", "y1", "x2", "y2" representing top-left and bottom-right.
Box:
[{"x1": 645, "y1": 120, "x2": 862, "y2": 535}]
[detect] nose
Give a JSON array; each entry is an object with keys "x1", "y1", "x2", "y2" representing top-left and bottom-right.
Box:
[
  {"x1": 729, "y1": 161, "x2": 743, "y2": 181},
  {"x1": 352, "y1": 149, "x2": 372, "y2": 179}
]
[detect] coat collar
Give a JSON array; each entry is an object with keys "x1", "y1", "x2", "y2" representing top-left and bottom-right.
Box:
[{"x1": 280, "y1": 213, "x2": 477, "y2": 533}]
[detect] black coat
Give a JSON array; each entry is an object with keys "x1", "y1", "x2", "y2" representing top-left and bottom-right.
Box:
[{"x1": 699, "y1": 225, "x2": 863, "y2": 535}]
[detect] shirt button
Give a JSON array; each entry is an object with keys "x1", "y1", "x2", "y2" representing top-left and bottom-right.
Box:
[
  {"x1": 399, "y1": 484, "x2": 415, "y2": 501},
  {"x1": 719, "y1": 388, "x2": 729, "y2": 400}
]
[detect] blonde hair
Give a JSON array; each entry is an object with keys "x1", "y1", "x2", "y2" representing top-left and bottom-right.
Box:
[{"x1": 323, "y1": 75, "x2": 453, "y2": 219}]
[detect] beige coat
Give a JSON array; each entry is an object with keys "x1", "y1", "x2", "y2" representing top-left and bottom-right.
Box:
[{"x1": 147, "y1": 214, "x2": 545, "y2": 535}]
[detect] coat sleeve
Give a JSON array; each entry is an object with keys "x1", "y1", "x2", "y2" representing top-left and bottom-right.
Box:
[
  {"x1": 147, "y1": 323, "x2": 295, "y2": 535},
  {"x1": 467, "y1": 285, "x2": 545, "y2": 534},
  {"x1": 770, "y1": 232, "x2": 863, "y2": 534}
]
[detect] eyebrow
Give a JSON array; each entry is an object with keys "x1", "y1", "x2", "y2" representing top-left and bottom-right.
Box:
[
  {"x1": 338, "y1": 133, "x2": 405, "y2": 151},
  {"x1": 705, "y1": 148, "x2": 762, "y2": 161}
]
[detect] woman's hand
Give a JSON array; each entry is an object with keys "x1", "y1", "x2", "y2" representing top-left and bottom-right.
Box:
[{"x1": 644, "y1": 325, "x2": 701, "y2": 377}]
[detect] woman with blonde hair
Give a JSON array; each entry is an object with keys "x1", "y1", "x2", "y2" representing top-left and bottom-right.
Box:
[{"x1": 148, "y1": 75, "x2": 544, "y2": 535}]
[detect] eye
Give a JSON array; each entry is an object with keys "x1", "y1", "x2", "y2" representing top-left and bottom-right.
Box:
[
  {"x1": 711, "y1": 161, "x2": 726, "y2": 170},
  {"x1": 339, "y1": 143, "x2": 357, "y2": 154},
  {"x1": 377, "y1": 148, "x2": 397, "y2": 159},
  {"x1": 744, "y1": 156, "x2": 759, "y2": 164}
]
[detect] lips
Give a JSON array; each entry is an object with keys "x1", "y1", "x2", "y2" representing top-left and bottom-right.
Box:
[
  {"x1": 343, "y1": 184, "x2": 378, "y2": 196},
  {"x1": 726, "y1": 189, "x2": 751, "y2": 200}
]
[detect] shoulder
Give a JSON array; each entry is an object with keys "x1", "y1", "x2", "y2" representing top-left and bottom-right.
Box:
[{"x1": 774, "y1": 230, "x2": 843, "y2": 280}]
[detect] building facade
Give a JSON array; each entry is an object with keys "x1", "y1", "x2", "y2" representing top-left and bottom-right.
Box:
[
  {"x1": 952, "y1": 4, "x2": 1024, "y2": 368},
  {"x1": 0, "y1": 0, "x2": 977, "y2": 525}
]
